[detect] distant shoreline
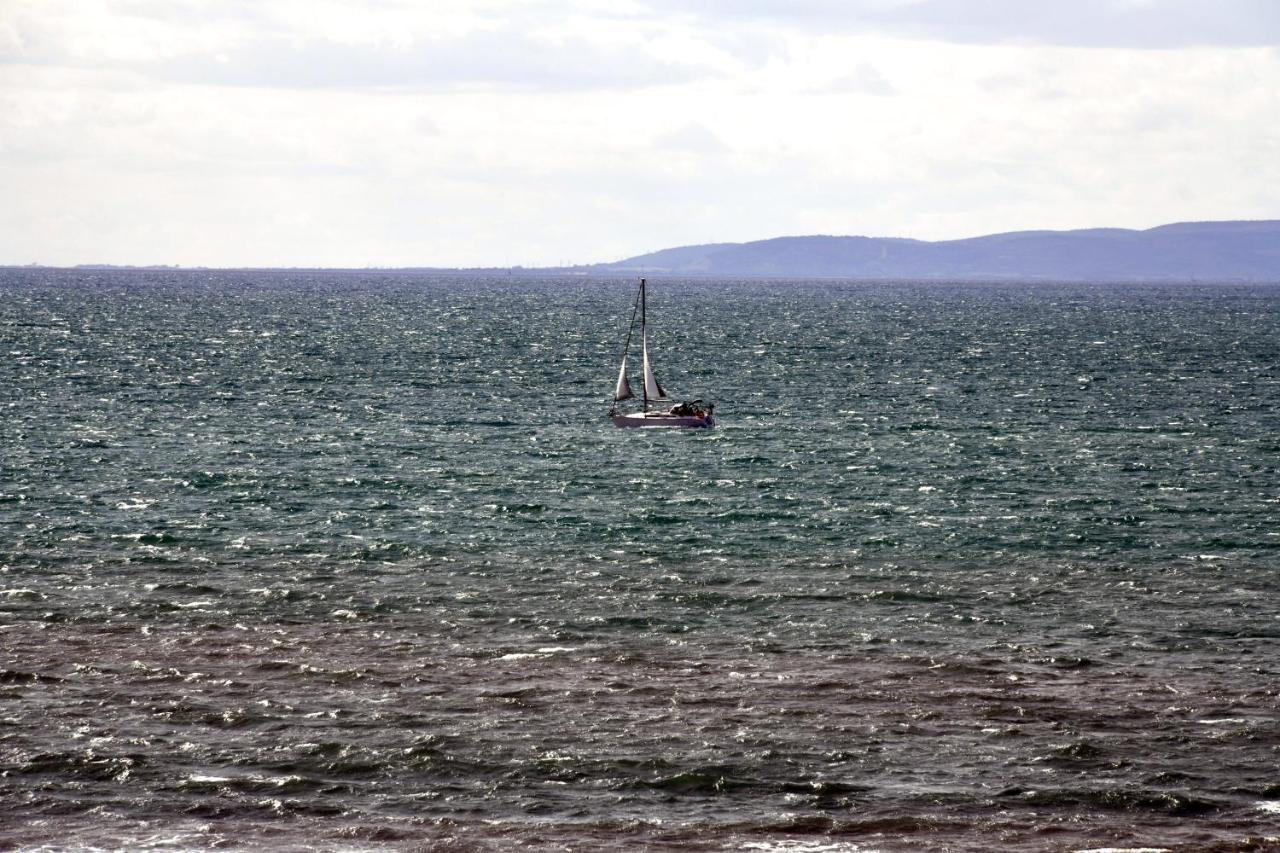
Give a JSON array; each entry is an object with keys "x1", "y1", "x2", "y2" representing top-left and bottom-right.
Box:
[
  {"x1": 6, "y1": 218, "x2": 1280, "y2": 282},
  {"x1": 5, "y1": 266, "x2": 1279, "y2": 284}
]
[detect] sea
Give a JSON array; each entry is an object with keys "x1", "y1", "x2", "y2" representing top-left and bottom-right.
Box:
[{"x1": 1, "y1": 268, "x2": 1278, "y2": 852}]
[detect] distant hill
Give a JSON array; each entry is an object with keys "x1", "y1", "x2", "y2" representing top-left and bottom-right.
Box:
[{"x1": 586, "y1": 220, "x2": 1280, "y2": 280}]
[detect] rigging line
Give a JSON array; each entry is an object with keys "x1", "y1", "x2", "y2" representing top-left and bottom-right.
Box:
[{"x1": 616, "y1": 279, "x2": 645, "y2": 371}]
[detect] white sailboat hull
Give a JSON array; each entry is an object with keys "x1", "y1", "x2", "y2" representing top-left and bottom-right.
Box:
[{"x1": 611, "y1": 412, "x2": 714, "y2": 429}]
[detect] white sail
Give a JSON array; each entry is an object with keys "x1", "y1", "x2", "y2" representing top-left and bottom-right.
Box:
[
  {"x1": 614, "y1": 355, "x2": 634, "y2": 401},
  {"x1": 641, "y1": 328, "x2": 665, "y2": 401}
]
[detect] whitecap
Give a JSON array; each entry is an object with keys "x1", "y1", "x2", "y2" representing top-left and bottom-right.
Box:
[{"x1": 741, "y1": 841, "x2": 883, "y2": 852}]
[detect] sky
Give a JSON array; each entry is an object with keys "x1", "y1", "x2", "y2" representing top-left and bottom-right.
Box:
[{"x1": 2, "y1": 0, "x2": 1278, "y2": 268}]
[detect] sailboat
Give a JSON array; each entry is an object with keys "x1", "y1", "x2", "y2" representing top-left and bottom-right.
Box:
[{"x1": 609, "y1": 278, "x2": 715, "y2": 429}]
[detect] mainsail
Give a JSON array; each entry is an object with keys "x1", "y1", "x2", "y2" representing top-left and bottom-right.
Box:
[{"x1": 641, "y1": 328, "x2": 665, "y2": 402}]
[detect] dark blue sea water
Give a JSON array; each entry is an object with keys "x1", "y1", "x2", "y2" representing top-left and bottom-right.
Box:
[{"x1": 2, "y1": 269, "x2": 1278, "y2": 852}]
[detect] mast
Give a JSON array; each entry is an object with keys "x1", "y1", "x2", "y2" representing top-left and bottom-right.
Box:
[
  {"x1": 639, "y1": 277, "x2": 665, "y2": 409},
  {"x1": 641, "y1": 278, "x2": 648, "y2": 412}
]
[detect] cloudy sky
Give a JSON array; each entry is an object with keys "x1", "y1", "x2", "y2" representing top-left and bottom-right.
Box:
[{"x1": 2, "y1": 0, "x2": 1278, "y2": 267}]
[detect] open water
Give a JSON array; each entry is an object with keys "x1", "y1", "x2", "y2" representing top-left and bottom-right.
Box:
[{"x1": 1, "y1": 269, "x2": 1278, "y2": 852}]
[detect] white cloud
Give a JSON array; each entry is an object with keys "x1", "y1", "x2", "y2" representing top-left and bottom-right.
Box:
[
  {"x1": 1, "y1": 0, "x2": 1277, "y2": 266},
  {"x1": 0, "y1": 0, "x2": 737, "y2": 90},
  {"x1": 654, "y1": 122, "x2": 728, "y2": 154}
]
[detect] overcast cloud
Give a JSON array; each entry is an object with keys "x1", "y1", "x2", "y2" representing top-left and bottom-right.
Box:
[
  {"x1": 1, "y1": 0, "x2": 1277, "y2": 266},
  {"x1": 665, "y1": 0, "x2": 1280, "y2": 48}
]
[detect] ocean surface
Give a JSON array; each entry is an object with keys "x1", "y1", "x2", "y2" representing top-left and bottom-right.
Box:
[{"x1": 2, "y1": 269, "x2": 1278, "y2": 852}]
